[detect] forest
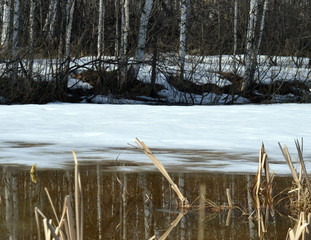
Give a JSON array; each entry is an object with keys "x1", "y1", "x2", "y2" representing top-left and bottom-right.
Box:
[{"x1": 0, "y1": 0, "x2": 310, "y2": 104}]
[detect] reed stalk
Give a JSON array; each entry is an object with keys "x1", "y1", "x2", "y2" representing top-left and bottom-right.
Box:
[
  {"x1": 279, "y1": 139, "x2": 311, "y2": 214},
  {"x1": 35, "y1": 151, "x2": 83, "y2": 240},
  {"x1": 135, "y1": 138, "x2": 189, "y2": 208}
]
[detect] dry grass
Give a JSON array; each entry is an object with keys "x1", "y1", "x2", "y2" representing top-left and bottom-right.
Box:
[
  {"x1": 135, "y1": 138, "x2": 189, "y2": 208},
  {"x1": 286, "y1": 212, "x2": 311, "y2": 240},
  {"x1": 35, "y1": 150, "x2": 83, "y2": 240},
  {"x1": 279, "y1": 139, "x2": 311, "y2": 215}
]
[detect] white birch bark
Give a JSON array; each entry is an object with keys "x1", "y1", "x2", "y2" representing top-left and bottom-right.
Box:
[
  {"x1": 1, "y1": 0, "x2": 11, "y2": 50},
  {"x1": 120, "y1": 0, "x2": 125, "y2": 82},
  {"x1": 48, "y1": 0, "x2": 58, "y2": 41},
  {"x1": 97, "y1": 0, "x2": 105, "y2": 59},
  {"x1": 65, "y1": 0, "x2": 75, "y2": 62},
  {"x1": 133, "y1": 0, "x2": 154, "y2": 79},
  {"x1": 42, "y1": 0, "x2": 57, "y2": 41},
  {"x1": 12, "y1": 0, "x2": 20, "y2": 82},
  {"x1": 179, "y1": 0, "x2": 188, "y2": 81},
  {"x1": 29, "y1": 0, "x2": 36, "y2": 77},
  {"x1": 233, "y1": 0, "x2": 238, "y2": 73},
  {"x1": 119, "y1": 0, "x2": 130, "y2": 86},
  {"x1": 123, "y1": 0, "x2": 129, "y2": 57},
  {"x1": 242, "y1": 0, "x2": 259, "y2": 91},
  {"x1": 43, "y1": 0, "x2": 54, "y2": 32},
  {"x1": 114, "y1": 0, "x2": 119, "y2": 59},
  {"x1": 256, "y1": 0, "x2": 269, "y2": 56}
]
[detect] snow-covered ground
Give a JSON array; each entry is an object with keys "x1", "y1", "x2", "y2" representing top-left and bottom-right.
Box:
[
  {"x1": 0, "y1": 103, "x2": 310, "y2": 174},
  {"x1": 26, "y1": 54, "x2": 311, "y2": 105}
]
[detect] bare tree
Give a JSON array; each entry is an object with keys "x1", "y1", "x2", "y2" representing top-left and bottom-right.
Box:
[
  {"x1": 29, "y1": 0, "x2": 36, "y2": 77},
  {"x1": 97, "y1": 0, "x2": 105, "y2": 62},
  {"x1": 12, "y1": 0, "x2": 20, "y2": 82},
  {"x1": 1, "y1": 0, "x2": 11, "y2": 50},
  {"x1": 242, "y1": 0, "x2": 259, "y2": 91},
  {"x1": 242, "y1": 0, "x2": 269, "y2": 92},
  {"x1": 133, "y1": 0, "x2": 154, "y2": 79},
  {"x1": 65, "y1": 0, "x2": 75, "y2": 64},
  {"x1": 256, "y1": 0, "x2": 269, "y2": 56},
  {"x1": 179, "y1": 0, "x2": 189, "y2": 81},
  {"x1": 115, "y1": 0, "x2": 120, "y2": 59},
  {"x1": 47, "y1": 0, "x2": 58, "y2": 41},
  {"x1": 233, "y1": 0, "x2": 238, "y2": 73}
]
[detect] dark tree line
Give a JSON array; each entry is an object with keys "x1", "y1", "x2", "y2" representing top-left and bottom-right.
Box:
[{"x1": 0, "y1": 0, "x2": 310, "y2": 104}]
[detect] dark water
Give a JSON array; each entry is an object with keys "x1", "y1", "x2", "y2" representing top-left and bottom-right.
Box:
[{"x1": 0, "y1": 164, "x2": 294, "y2": 240}]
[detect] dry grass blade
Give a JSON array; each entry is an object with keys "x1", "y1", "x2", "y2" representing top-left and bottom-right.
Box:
[
  {"x1": 286, "y1": 212, "x2": 309, "y2": 240},
  {"x1": 278, "y1": 143, "x2": 301, "y2": 189},
  {"x1": 135, "y1": 138, "x2": 189, "y2": 207},
  {"x1": 35, "y1": 151, "x2": 83, "y2": 240},
  {"x1": 35, "y1": 207, "x2": 42, "y2": 240},
  {"x1": 226, "y1": 188, "x2": 233, "y2": 209},
  {"x1": 295, "y1": 139, "x2": 311, "y2": 195},
  {"x1": 72, "y1": 150, "x2": 80, "y2": 240},
  {"x1": 72, "y1": 150, "x2": 84, "y2": 240},
  {"x1": 44, "y1": 187, "x2": 60, "y2": 224},
  {"x1": 158, "y1": 213, "x2": 185, "y2": 240}
]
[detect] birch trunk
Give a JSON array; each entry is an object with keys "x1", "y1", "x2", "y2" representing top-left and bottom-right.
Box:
[
  {"x1": 123, "y1": 0, "x2": 129, "y2": 57},
  {"x1": 48, "y1": 0, "x2": 58, "y2": 41},
  {"x1": 133, "y1": 0, "x2": 154, "y2": 79},
  {"x1": 119, "y1": 0, "x2": 125, "y2": 85},
  {"x1": 12, "y1": 0, "x2": 20, "y2": 82},
  {"x1": 65, "y1": 0, "x2": 75, "y2": 63},
  {"x1": 29, "y1": 0, "x2": 36, "y2": 77},
  {"x1": 256, "y1": 0, "x2": 269, "y2": 56},
  {"x1": 179, "y1": 0, "x2": 188, "y2": 81},
  {"x1": 233, "y1": 0, "x2": 238, "y2": 73},
  {"x1": 115, "y1": 0, "x2": 119, "y2": 59},
  {"x1": 1, "y1": 0, "x2": 11, "y2": 50},
  {"x1": 43, "y1": 0, "x2": 56, "y2": 34},
  {"x1": 120, "y1": 0, "x2": 130, "y2": 87},
  {"x1": 97, "y1": 0, "x2": 105, "y2": 60},
  {"x1": 242, "y1": 0, "x2": 259, "y2": 92}
]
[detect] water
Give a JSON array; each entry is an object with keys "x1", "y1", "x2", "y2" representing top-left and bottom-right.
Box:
[{"x1": 0, "y1": 164, "x2": 294, "y2": 240}]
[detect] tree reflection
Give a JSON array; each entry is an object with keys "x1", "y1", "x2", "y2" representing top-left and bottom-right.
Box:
[{"x1": 0, "y1": 166, "x2": 292, "y2": 239}]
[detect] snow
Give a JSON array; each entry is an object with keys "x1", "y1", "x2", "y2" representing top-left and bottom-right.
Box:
[{"x1": 0, "y1": 103, "x2": 310, "y2": 174}]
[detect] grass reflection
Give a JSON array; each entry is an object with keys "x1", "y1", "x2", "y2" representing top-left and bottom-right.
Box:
[{"x1": 0, "y1": 164, "x2": 292, "y2": 239}]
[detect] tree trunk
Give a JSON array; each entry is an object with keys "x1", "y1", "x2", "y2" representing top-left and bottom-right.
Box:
[
  {"x1": 179, "y1": 0, "x2": 188, "y2": 82},
  {"x1": 123, "y1": 0, "x2": 129, "y2": 57},
  {"x1": 133, "y1": 0, "x2": 154, "y2": 79},
  {"x1": 119, "y1": 0, "x2": 125, "y2": 87},
  {"x1": 97, "y1": 0, "x2": 105, "y2": 66},
  {"x1": 242, "y1": 0, "x2": 259, "y2": 92},
  {"x1": 65, "y1": 0, "x2": 75, "y2": 64},
  {"x1": 151, "y1": 35, "x2": 157, "y2": 96},
  {"x1": 29, "y1": 0, "x2": 36, "y2": 78},
  {"x1": 256, "y1": 0, "x2": 269, "y2": 56},
  {"x1": 119, "y1": 0, "x2": 130, "y2": 87},
  {"x1": 115, "y1": 0, "x2": 120, "y2": 60},
  {"x1": 233, "y1": 0, "x2": 238, "y2": 73},
  {"x1": 1, "y1": 0, "x2": 11, "y2": 51},
  {"x1": 12, "y1": 0, "x2": 20, "y2": 83},
  {"x1": 48, "y1": 0, "x2": 58, "y2": 41}
]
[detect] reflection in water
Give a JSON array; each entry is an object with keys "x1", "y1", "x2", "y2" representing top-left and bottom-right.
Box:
[{"x1": 0, "y1": 165, "x2": 293, "y2": 239}]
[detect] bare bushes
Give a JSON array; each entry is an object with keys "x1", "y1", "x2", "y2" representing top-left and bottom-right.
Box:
[{"x1": 0, "y1": 74, "x2": 67, "y2": 104}]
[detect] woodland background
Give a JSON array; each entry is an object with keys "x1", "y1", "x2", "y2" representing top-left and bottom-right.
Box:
[{"x1": 0, "y1": 0, "x2": 310, "y2": 104}]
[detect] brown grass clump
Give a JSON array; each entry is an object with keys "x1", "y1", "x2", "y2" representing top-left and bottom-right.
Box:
[
  {"x1": 279, "y1": 139, "x2": 311, "y2": 215},
  {"x1": 35, "y1": 150, "x2": 83, "y2": 240}
]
